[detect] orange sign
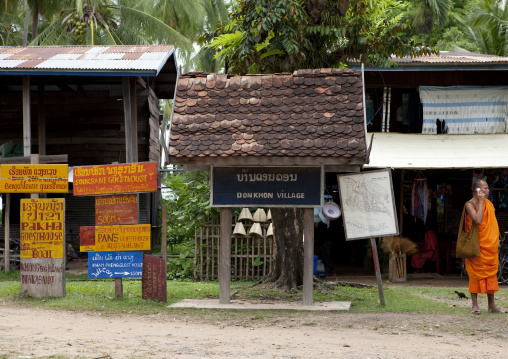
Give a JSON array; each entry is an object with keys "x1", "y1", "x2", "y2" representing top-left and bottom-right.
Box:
[
  {"x1": 20, "y1": 199, "x2": 65, "y2": 259},
  {"x1": 73, "y1": 162, "x2": 157, "y2": 196},
  {"x1": 79, "y1": 224, "x2": 151, "y2": 252},
  {"x1": 95, "y1": 194, "x2": 138, "y2": 225},
  {"x1": 1, "y1": 164, "x2": 68, "y2": 193}
]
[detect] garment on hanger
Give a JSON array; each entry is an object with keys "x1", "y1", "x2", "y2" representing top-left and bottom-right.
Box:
[{"x1": 411, "y1": 172, "x2": 428, "y2": 223}]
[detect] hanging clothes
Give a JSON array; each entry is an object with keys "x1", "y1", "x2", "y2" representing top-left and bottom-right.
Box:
[{"x1": 411, "y1": 173, "x2": 428, "y2": 224}]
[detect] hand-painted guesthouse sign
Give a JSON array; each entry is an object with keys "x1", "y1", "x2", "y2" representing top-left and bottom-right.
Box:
[
  {"x1": 79, "y1": 224, "x2": 151, "y2": 252},
  {"x1": 211, "y1": 166, "x2": 323, "y2": 207},
  {"x1": 142, "y1": 254, "x2": 167, "y2": 302},
  {"x1": 95, "y1": 194, "x2": 138, "y2": 226},
  {"x1": 1, "y1": 164, "x2": 68, "y2": 193},
  {"x1": 73, "y1": 162, "x2": 157, "y2": 196},
  {"x1": 88, "y1": 251, "x2": 143, "y2": 279},
  {"x1": 20, "y1": 199, "x2": 65, "y2": 259}
]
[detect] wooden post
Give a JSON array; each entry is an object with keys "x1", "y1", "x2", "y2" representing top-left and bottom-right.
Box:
[
  {"x1": 122, "y1": 77, "x2": 133, "y2": 164},
  {"x1": 219, "y1": 207, "x2": 231, "y2": 304},
  {"x1": 3, "y1": 194, "x2": 10, "y2": 272},
  {"x1": 22, "y1": 75, "x2": 31, "y2": 157},
  {"x1": 399, "y1": 170, "x2": 404, "y2": 234},
  {"x1": 303, "y1": 208, "x2": 314, "y2": 306},
  {"x1": 38, "y1": 85, "x2": 46, "y2": 156},
  {"x1": 129, "y1": 77, "x2": 138, "y2": 163},
  {"x1": 162, "y1": 204, "x2": 167, "y2": 263},
  {"x1": 370, "y1": 237, "x2": 386, "y2": 306}
]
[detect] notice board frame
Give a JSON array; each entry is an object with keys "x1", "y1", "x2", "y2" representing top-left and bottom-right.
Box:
[
  {"x1": 211, "y1": 165, "x2": 324, "y2": 208},
  {"x1": 337, "y1": 168, "x2": 399, "y2": 241}
]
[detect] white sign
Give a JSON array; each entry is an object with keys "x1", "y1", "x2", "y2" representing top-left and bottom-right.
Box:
[{"x1": 337, "y1": 169, "x2": 399, "y2": 240}]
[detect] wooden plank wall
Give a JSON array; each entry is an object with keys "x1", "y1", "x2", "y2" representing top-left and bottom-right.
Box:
[
  {"x1": 194, "y1": 218, "x2": 274, "y2": 280},
  {"x1": 0, "y1": 89, "x2": 153, "y2": 166}
]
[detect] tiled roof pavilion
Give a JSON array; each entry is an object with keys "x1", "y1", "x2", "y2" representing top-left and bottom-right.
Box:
[{"x1": 169, "y1": 68, "x2": 367, "y2": 172}]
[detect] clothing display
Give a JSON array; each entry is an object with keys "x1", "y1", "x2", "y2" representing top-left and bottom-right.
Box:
[{"x1": 411, "y1": 176, "x2": 428, "y2": 224}]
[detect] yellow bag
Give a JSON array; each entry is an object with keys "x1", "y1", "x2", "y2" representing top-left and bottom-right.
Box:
[{"x1": 456, "y1": 202, "x2": 481, "y2": 258}]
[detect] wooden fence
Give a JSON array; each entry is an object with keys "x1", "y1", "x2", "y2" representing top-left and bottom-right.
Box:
[{"x1": 194, "y1": 218, "x2": 274, "y2": 280}]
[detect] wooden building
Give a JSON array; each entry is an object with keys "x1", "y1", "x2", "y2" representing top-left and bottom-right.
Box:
[{"x1": 0, "y1": 45, "x2": 178, "y2": 249}]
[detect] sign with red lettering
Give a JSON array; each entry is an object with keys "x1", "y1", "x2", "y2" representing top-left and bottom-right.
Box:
[
  {"x1": 20, "y1": 199, "x2": 65, "y2": 259},
  {"x1": 142, "y1": 254, "x2": 167, "y2": 302},
  {"x1": 73, "y1": 162, "x2": 157, "y2": 196},
  {"x1": 1, "y1": 164, "x2": 68, "y2": 193},
  {"x1": 95, "y1": 194, "x2": 138, "y2": 226},
  {"x1": 79, "y1": 224, "x2": 151, "y2": 252}
]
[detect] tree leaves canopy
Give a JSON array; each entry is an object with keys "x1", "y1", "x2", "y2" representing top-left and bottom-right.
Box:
[{"x1": 210, "y1": 0, "x2": 438, "y2": 75}]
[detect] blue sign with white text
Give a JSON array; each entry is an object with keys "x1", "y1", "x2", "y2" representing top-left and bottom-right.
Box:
[{"x1": 88, "y1": 251, "x2": 143, "y2": 279}]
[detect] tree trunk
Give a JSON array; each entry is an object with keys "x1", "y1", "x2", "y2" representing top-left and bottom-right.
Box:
[
  {"x1": 264, "y1": 208, "x2": 304, "y2": 291},
  {"x1": 23, "y1": 6, "x2": 31, "y2": 46},
  {"x1": 31, "y1": 0, "x2": 39, "y2": 41}
]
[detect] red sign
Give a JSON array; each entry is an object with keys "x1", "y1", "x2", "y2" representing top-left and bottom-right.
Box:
[
  {"x1": 142, "y1": 254, "x2": 167, "y2": 302},
  {"x1": 95, "y1": 194, "x2": 138, "y2": 226},
  {"x1": 73, "y1": 162, "x2": 157, "y2": 196}
]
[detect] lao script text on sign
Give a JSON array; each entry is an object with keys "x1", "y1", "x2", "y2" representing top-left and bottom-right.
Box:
[
  {"x1": 95, "y1": 194, "x2": 138, "y2": 226},
  {"x1": 79, "y1": 224, "x2": 151, "y2": 252},
  {"x1": 142, "y1": 254, "x2": 167, "y2": 302},
  {"x1": 211, "y1": 166, "x2": 323, "y2": 207},
  {"x1": 88, "y1": 251, "x2": 143, "y2": 279},
  {"x1": 73, "y1": 162, "x2": 157, "y2": 196},
  {"x1": 1, "y1": 164, "x2": 68, "y2": 193},
  {"x1": 20, "y1": 199, "x2": 65, "y2": 259}
]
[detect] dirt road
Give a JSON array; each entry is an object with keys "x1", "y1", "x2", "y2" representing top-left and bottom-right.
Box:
[{"x1": 1, "y1": 305, "x2": 507, "y2": 359}]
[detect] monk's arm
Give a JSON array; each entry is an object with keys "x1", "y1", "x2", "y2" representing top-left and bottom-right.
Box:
[{"x1": 465, "y1": 201, "x2": 484, "y2": 225}]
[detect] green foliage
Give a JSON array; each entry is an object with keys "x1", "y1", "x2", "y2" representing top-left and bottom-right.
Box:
[
  {"x1": 161, "y1": 170, "x2": 218, "y2": 252},
  {"x1": 166, "y1": 241, "x2": 195, "y2": 279},
  {"x1": 435, "y1": 26, "x2": 480, "y2": 52},
  {"x1": 210, "y1": 0, "x2": 438, "y2": 74}
]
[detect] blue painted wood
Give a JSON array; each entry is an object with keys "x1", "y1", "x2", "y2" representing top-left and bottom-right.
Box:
[{"x1": 88, "y1": 251, "x2": 143, "y2": 279}]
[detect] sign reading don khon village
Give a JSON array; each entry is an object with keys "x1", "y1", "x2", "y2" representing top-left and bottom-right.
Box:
[{"x1": 211, "y1": 166, "x2": 323, "y2": 207}]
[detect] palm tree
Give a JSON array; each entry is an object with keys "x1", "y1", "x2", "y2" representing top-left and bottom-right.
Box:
[
  {"x1": 0, "y1": 0, "x2": 25, "y2": 45},
  {"x1": 412, "y1": 0, "x2": 452, "y2": 34},
  {"x1": 462, "y1": 0, "x2": 508, "y2": 56}
]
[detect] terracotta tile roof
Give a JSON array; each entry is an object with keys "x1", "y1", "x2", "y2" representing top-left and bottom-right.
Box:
[{"x1": 169, "y1": 69, "x2": 366, "y2": 167}]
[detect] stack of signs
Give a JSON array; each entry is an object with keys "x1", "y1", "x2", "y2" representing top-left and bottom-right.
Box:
[
  {"x1": 73, "y1": 162, "x2": 157, "y2": 280},
  {"x1": 0, "y1": 164, "x2": 69, "y2": 297}
]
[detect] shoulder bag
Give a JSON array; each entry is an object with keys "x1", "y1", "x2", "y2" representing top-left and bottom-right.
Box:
[{"x1": 456, "y1": 201, "x2": 481, "y2": 258}]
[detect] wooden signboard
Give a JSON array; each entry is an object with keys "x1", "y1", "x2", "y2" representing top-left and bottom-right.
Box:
[
  {"x1": 88, "y1": 251, "x2": 143, "y2": 279},
  {"x1": 73, "y1": 162, "x2": 157, "y2": 196},
  {"x1": 0, "y1": 164, "x2": 68, "y2": 193},
  {"x1": 79, "y1": 224, "x2": 151, "y2": 252},
  {"x1": 20, "y1": 199, "x2": 65, "y2": 258},
  {"x1": 19, "y1": 198, "x2": 66, "y2": 297},
  {"x1": 142, "y1": 254, "x2": 167, "y2": 302},
  {"x1": 95, "y1": 194, "x2": 138, "y2": 226},
  {"x1": 211, "y1": 166, "x2": 323, "y2": 207}
]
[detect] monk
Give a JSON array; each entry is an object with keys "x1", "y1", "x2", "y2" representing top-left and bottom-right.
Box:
[{"x1": 464, "y1": 179, "x2": 505, "y2": 314}]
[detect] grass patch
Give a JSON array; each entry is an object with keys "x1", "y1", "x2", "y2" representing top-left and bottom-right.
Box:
[{"x1": 1, "y1": 269, "x2": 507, "y2": 317}]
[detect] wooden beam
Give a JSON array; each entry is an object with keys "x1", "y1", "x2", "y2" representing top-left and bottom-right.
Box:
[
  {"x1": 303, "y1": 208, "x2": 314, "y2": 306},
  {"x1": 3, "y1": 194, "x2": 10, "y2": 272},
  {"x1": 219, "y1": 207, "x2": 232, "y2": 304},
  {"x1": 122, "y1": 77, "x2": 133, "y2": 163},
  {"x1": 22, "y1": 75, "x2": 31, "y2": 157},
  {"x1": 130, "y1": 77, "x2": 138, "y2": 163},
  {"x1": 37, "y1": 85, "x2": 46, "y2": 156},
  {"x1": 0, "y1": 154, "x2": 68, "y2": 164}
]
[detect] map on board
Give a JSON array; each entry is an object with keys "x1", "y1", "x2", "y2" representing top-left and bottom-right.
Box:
[{"x1": 337, "y1": 169, "x2": 399, "y2": 241}]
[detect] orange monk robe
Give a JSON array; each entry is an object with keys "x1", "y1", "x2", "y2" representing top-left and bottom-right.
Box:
[{"x1": 465, "y1": 199, "x2": 499, "y2": 294}]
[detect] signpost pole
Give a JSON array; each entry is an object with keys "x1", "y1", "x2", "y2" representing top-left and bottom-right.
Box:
[
  {"x1": 3, "y1": 193, "x2": 10, "y2": 272},
  {"x1": 370, "y1": 237, "x2": 385, "y2": 306},
  {"x1": 219, "y1": 207, "x2": 231, "y2": 304},
  {"x1": 303, "y1": 208, "x2": 315, "y2": 305},
  {"x1": 162, "y1": 204, "x2": 167, "y2": 263}
]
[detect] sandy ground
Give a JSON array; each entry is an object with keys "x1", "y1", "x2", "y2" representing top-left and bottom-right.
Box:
[
  {"x1": 1, "y1": 305, "x2": 508, "y2": 359},
  {"x1": 1, "y1": 261, "x2": 506, "y2": 358}
]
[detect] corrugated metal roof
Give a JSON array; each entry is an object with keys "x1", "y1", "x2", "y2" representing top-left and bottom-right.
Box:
[
  {"x1": 391, "y1": 51, "x2": 508, "y2": 64},
  {"x1": 365, "y1": 132, "x2": 508, "y2": 169},
  {"x1": 0, "y1": 45, "x2": 175, "y2": 76}
]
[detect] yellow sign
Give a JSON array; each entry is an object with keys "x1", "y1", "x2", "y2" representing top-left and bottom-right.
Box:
[
  {"x1": 79, "y1": 224, "x2": 151, "y2": 252},
  {"x1": 20, "y1": 199, "x2": 65, "y2": 259},
  {"x1": 0, "y1": 164, "x2": 68, "y2": 193}
]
